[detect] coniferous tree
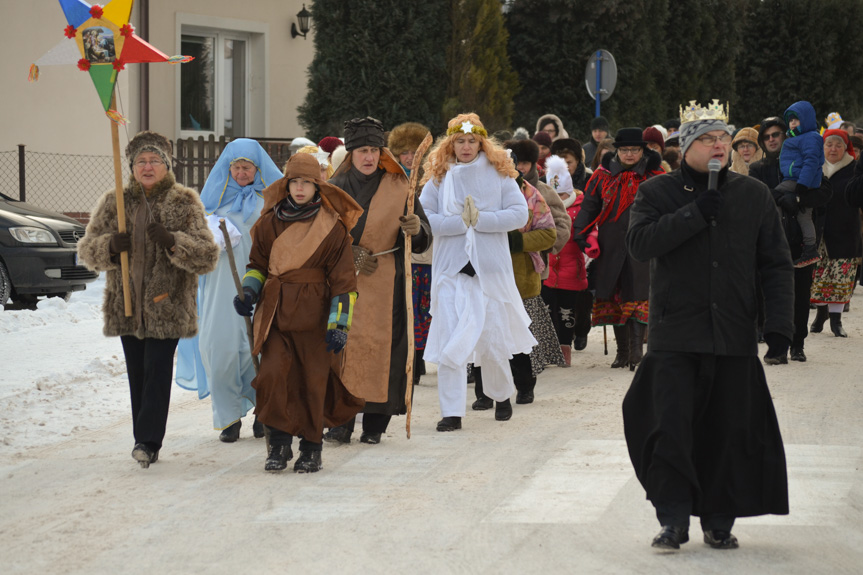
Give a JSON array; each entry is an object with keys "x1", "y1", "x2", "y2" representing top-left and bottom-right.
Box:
[
  {"x1": 443, "y1": 0, "x2": 519, "y2": 132},
  {"x1": 298, "y1": 0, "x2": 449, "y2": 140}
]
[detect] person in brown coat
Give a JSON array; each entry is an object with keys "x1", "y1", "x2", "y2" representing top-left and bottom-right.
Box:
[
  {"x1": 233, "y1": 153, "x2": 365, "y2": 473},
  {"x1": 78, "y1": 131, "x2": 219, "y2": 468}
]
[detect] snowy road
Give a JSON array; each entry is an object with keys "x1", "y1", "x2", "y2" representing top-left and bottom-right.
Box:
[{"x1": 1, "y1": 282, "x2": 862, "y2": 574}]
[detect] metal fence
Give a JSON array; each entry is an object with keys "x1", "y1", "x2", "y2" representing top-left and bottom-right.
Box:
[
  {"x1": 1, "y1": 137, "x2": 296, "y2": 220},
  {"x1": 0, "y1": 147, "x2": 128, "y2": 218}
]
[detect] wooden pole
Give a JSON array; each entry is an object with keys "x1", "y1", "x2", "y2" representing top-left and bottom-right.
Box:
[
  {"x1": 219, "y1": 219, "x2": 259, "y2": 373},
  {"x1": 110, "y1": 93, "x2": 133, "y2": 317},
  {"x1": 403, "y1": 133, "x2": 433, "y2": 439}
]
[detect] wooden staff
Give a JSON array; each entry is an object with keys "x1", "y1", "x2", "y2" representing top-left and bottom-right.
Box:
[
  {"x1": 404, "y1": 132, "x2": 434, "y2": 439},
  {"x1": 109, "y1": 93, "x2": 132, "y2": 317},
  {"x1": 603, "y1": 325, "x2": 608, "y2": 355},
  {"x1": 219, "y1": 219, "x2": 259, "y2": 373}
]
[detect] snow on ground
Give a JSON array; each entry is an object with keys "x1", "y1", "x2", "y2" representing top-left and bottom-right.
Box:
[{"x1": 0, "y1": 277, "x2": 196, "y2": 453}]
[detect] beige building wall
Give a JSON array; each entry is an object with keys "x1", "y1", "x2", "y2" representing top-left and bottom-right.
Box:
[{"x1": 1, "y1": 0, "x2": 313, "y2": 211}]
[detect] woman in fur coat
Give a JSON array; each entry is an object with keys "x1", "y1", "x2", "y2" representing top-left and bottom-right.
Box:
[{"x1": 78, "y1": 131, "x2": 219, "y2": 468}]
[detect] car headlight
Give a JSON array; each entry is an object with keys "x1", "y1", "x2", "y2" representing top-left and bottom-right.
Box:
[{"x1": 9, "y1": 226, "x2": 57, "y2": 244}]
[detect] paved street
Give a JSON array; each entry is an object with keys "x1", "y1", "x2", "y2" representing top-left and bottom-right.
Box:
[{"x1": 2, "y1": 310, "x2": 862, "y2": 574}]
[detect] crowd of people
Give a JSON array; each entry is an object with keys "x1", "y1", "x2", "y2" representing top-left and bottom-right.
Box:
[{"x1": 77, "y1": 98, "x2": 862, "y2": 551}]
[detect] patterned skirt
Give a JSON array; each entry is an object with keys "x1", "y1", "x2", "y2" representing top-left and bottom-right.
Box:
[
  {"x1": 811, "y1": 254, "x2": 860, "y2": 304},
  {"x1": 523, "y1": 295, "x2": 565, "y2": 376},
  {"x1": 412, "y1": 264, "x2": 432, "y2": 349},
  {"x1": 591, "y1": 294, "x2": 649, "y2": 327}
]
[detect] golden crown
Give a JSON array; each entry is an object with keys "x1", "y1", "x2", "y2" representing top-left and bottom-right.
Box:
[{"x1": 679, "y1": 99, "x2": 729, "y2": 124}]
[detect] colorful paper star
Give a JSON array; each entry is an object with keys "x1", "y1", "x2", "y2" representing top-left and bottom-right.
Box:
[{"x1": 31, "y1": 0, "x2": 190, "y2": 118}]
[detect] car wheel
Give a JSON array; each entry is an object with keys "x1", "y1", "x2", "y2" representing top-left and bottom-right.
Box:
[{"x1": 0, "y1": 261, "x2": 11, "y2": 308}]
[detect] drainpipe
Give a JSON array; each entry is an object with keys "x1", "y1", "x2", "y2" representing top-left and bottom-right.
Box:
[{"x1": 139, "y1": 0, "x2": 150, "y2": 131}]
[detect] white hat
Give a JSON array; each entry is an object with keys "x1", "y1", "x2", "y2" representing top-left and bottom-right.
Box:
[{"x1": 544, "y1": 155, "x2": 573, "y2": 197}]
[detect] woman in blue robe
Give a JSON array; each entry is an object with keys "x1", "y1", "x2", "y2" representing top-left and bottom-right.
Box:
[{"x1": 175, "y1": 139, "x2": 283, "y2": 442}]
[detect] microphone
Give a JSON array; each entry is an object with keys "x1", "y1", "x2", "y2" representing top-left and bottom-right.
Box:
[{"x1": 707, "y1": 158, "x2": 721, "y2": 191}]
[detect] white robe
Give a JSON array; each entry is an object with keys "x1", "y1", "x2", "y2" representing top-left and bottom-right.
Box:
[{"x1": 420, "y1": 153, "x2": 536, "y2": 414}]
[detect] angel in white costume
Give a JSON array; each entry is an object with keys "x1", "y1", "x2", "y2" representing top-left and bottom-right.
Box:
[{"x1": 419, "y1": 113, "x2": 537, "y2": 432}]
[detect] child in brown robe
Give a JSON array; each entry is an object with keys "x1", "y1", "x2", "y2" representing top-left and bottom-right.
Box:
[{"x1": 233, "y1": 153, "x2": 365, "y2": 473}]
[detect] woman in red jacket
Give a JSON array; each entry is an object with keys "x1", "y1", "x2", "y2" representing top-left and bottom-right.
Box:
[{"x1": 542, "y1": 155, "x2": 598, "y2": 366}]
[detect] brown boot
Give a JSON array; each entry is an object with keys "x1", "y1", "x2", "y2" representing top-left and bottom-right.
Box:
[
  {"x1": 628, "y1": 319, "x2": 646, "y2": 371},
  {"x1": 559, "y1": 345, "x2": 572, "y2": 368},
  {"x1": 611, "y1": 325, "x2": 629, "y2": 368}
]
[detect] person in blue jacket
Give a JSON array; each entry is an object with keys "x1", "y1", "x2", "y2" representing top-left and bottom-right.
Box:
[
  {"x1": 175, "y1": 139, "x2": 283, "y2": 442},
  {"x1": 778, "y1": 101, "x2": 825, "y2": 268}
]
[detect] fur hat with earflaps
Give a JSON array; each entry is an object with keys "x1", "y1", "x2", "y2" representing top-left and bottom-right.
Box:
[
  {"x1": 505, "y1": 138, "x2": 540, "y2": 166},
  {"x1": 126, "y1": 131, "x2": 172, "y2": 171},
  {"x1": 387, "y1": 122, "x2": 430, "y2": 156}
]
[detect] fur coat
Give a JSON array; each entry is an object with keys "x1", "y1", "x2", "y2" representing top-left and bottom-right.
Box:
[{"x1": 78, "y1": 172, "x2": 219, "y2": 339}]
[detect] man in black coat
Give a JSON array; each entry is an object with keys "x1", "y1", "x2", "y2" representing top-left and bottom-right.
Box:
[
  {"x1": 623, "y1": 106, "x2": 794, "y2": 551},
  {"x1": 749, "y1": 117, "x2": 832, "y2": 362}
]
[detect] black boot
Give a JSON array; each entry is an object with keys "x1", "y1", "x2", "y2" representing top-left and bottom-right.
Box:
[
  {"x1": 219, "y1": 420, "x2": 241, "y2": 443},
  {"x1": 252, "y1": 416, "x2": 265, "y2": 439},
  {"x1": 293, "y1": 450, "x2": 322, "y2": 473},
  {"x1": 651, "y1": 526, "x2": 689, "y2": 550},
  {"x1": 830, "y1": 313, "x2": 847, "y2": 337},
  {"x1": 810, "y1": 305, "x2": 828, "y2": 333},
  {"x1": 703, "y1": 529, "x2": 739, "y2": 549},
  {"x1": 628, "y1": 320, "x2": 646, "y2": 372},
  {"x1": 131, "y1": 443, "x2": 159, "y2": 468},
  {"x1": 416, "y1": 348, "x2": 426, "y2": 375},
  {"x1": 495, "y1": 399, "x2": 513, "y2": 421},
  {"x1": 323, "y1": 425, "x2": 351, "y2": 445},
  {"x1": 611, "y1": 325, "x2": 630, "y2": 368},
  {"x1": 265, "y1": 444, "x2": 293, "y2": 472},
  {"x1": 436, "y1": 416, "x2": 462, "y2": 432}
]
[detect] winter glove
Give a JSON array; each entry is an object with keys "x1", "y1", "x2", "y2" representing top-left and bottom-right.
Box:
[
  {"x1": 147, "y1": 222, "x2": 175, "y2": 250},
  {"x1": 352, "y1": 245, "x2": 378, "y2": 275},
  {"x1": 109, "y1": 232, "x2": 132, "y2": 255},
  {"x1": 778, "y1": 192, "x2": 799, "y2": 215},
  {"x1": 795, "y1": 183, "x2": 809, "y2": 196},
  {"x1": 694, "y1": 187, "x2": 722, "y2": 220},
  {"x1": 399, "y1": 214, "x2": 421, "y2": 237},
  {"x1": 574, "y1": 237, "x2": 590, "y2": 252},
  {"x1": 461, "y1": 195, "x2": 479, "y2": 228},
  {"x1": 763, "y1": 332, "x2": 791, "y2": 360},
  {"x1": 233, "y1": 286, "x2": 257, "y2": 317},
  {"x1": 584, "y1": 235, "x2": 600, "y2": 258},
  {"x1": 325, "y1": 328, "x2": 348, "y2": 353}
]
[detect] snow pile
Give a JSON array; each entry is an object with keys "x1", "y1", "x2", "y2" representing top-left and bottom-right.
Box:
[{"x1": 0, "y1": 277, "x2": 135, "y2": 455}]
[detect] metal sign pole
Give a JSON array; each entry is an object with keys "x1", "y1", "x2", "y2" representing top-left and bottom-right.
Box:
[{"x1": 595, "y1": 50, "x2": 602, "y2": 117}]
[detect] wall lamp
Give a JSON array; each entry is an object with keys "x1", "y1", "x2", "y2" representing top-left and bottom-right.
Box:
[{"x1": 291, "y1": 4, "x2": 311, "y2": 39}]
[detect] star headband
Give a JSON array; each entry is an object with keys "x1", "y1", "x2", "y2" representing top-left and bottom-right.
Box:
[{"x1": 446, "y1": 120, "x2": 488, "y2": 138}]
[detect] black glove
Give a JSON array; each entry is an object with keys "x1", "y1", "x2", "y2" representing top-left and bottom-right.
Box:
[
  {"x1": 325, "y1": 328, "x2": 348, "y2": 353},
  {"x1": 763, "y1": 332, "x2": 791, "y2": 359},
  {"x1": 233, "y1": 286, "x2": 257, "y2": 317},
  {"x1": 147, "y1": 222, "x2": 175, "y2": 250},
  {"x1": 694, "y1": 187, "x2": 722, "y2": 219},
  {"x1": 795, "y1": 183, "x2": 809, "y2": 196},
  {"x1": 778, "y1": 192, "x2": 798, "y2": 215},
  {"x1": 574, "y1": 237, "x2": 589, "y2": 252},
  {"x1": 109, "y1": 232, "x2": 131, "y2": 255}
]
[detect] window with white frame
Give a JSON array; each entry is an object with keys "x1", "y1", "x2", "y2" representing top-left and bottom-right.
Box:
[{"x1": 180, "y1": 28, "x2": 249, "y2": 138}]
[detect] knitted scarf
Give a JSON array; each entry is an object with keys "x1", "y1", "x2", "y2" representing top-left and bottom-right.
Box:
[
  {"x1": 275, "y1": 193, "x2": 321, "y2": 222},
  {"x1": 520, "y1": 180, "x2": 555, "y2": 273}
]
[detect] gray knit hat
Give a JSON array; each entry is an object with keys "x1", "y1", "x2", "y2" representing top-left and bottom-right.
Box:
[{"x1": 679, "y1": 119, "x2": 732, "y2": 156}]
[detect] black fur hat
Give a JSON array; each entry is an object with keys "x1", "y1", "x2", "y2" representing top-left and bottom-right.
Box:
[{"x1": 504, "y1": 138, "x2": 540, "y2": 166}]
